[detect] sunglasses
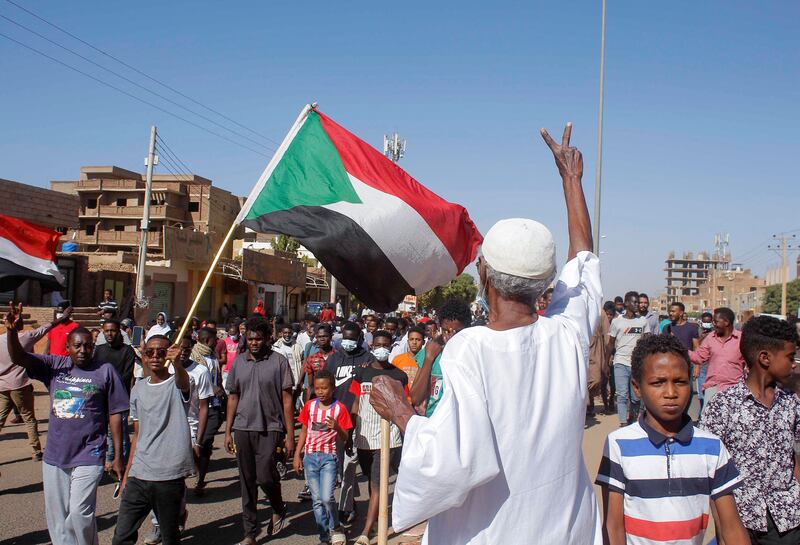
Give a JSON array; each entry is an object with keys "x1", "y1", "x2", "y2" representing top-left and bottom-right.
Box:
[{"x1": 144, "y1": 348, "x2": 168, "y2": 357}]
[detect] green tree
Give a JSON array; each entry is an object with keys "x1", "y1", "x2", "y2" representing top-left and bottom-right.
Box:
[
  {"x1": 762, "y1": 279, "x2": 800, "y2": 316},
  {"x1": 418, "y1": 273, "x2": 477, "y2": 311},
  {"x1": 271, "y1": 234, "x2": 300, "y2": 256}
]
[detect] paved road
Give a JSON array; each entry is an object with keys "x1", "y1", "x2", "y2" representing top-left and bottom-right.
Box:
[{"x1": 1, "y1": 384, "x2": 702, "y2": 544}]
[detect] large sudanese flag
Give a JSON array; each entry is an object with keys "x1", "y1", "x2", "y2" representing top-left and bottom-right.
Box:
[
  {"x1": 237, "y1": 105, "x2": 483, "y2": 312},
  {"x1": 0, "y1": 213, "x2": 65, "y2": 292}
]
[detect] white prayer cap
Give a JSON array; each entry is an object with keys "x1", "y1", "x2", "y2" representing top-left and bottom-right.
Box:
[{"x1": 482, "y1": 218, "x2": 556, "y2": 280}]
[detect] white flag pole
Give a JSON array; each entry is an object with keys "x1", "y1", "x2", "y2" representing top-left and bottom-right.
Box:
[
  {"x1": 235, "y1": 103, "x2": 315, "y2": 223},
  {"x1": 171, "y1": 103, "x2": 314, "y2": 346}
]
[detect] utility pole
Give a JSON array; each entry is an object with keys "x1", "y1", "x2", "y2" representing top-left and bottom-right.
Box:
[
  {"x1": 383, "y1": 132, "x2": 406, "y2": 163},
  {"x1": 135, "y1": 126, "x2": 158, "y2": 306},
  {"x1": 592, "y1": 0, "x2": 606, "y2": 256},
  {"x1": 768, "y1": 233, "x2": 797, "y2": 316}
]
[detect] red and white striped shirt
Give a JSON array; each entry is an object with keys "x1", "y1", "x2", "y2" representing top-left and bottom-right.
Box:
[{"x1": 298, "y1": 398, "x2": 353, "y2": 455}]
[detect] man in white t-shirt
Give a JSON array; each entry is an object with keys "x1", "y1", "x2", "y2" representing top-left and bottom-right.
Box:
[
  {"x1": 185, "y1": 349, "x2": 214, "y2": 451},
  {"x1": 607, "y1": 291, "x2": 649, "y2": 426},
  {"x1": 369, "y1": 123, "x2": 604, "y2": 545}
]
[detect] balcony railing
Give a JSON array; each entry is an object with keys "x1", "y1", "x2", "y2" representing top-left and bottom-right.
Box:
[
  {"x1": 74, "y1": 230, "x2": 162, "y2": 247},
  {"x1": 79, "y1": 204, "x2": 187, "y2": 221}
]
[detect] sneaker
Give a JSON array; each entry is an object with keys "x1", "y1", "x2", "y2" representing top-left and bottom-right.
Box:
[
  {"x1": 298, "y1": 485, "x2": 311, "y2": 501},
  {"x1": 143, "y1": 526, "x2": 162, "y2": 544}
]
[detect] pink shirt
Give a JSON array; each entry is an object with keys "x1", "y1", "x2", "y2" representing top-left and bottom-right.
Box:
[
  {"x1": 689, "y1": 330, "x2": 745, "y2": 392},
  {"x1": 0, "y1": 324, "x2": 51, "y2": 391},
  {"x1": 223, "y1": 337, "x2": 240, "y2": 373}
]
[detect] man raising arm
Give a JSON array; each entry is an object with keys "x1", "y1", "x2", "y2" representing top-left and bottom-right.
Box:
[{"x1": 371, "y1": 123, "x2": 603, "y2": 545}]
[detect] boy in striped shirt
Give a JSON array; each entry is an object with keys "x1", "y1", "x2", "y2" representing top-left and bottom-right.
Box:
[
  {"x1": 596, "y1": 334, "x2": 749, "y2": 545},
  {"x1": 294, "y1": 369, "x2": 351, "y2": 545}
]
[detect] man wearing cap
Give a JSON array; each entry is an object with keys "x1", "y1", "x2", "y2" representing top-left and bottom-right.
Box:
[{"x1": 370, "y1": 123, "x2": 602, "y2": 544}]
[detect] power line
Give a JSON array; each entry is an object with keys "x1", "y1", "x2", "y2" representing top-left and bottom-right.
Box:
[
  {"x1": 156, "y1": 135, "x2": 195, "y2": 177},
  {"x1": 155, "y1": 151, "x2": 194, "y2": 183},
  {"x1": 156, "y1": 159, "x2": 190, "y2": 182},
  {"x1": 3, "y1": 0, "x2": 281, "y2": 147},
  {"x1": 155, "y1": 147, "x2": 193, "y2": 181},
  {"x1": 0, "y1": 31, "x2": 272, "y2": 158},
  {"x1": 153, "y1": 143, "x2": 194, "y2": 182},
  {"x1": 0, "y1": 12, "x2": 275, "y2": 152}
]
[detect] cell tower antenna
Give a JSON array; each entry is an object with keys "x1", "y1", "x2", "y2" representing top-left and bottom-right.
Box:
[{"x1": 383, "y1": 131, "x2": 406, "y2": 163}]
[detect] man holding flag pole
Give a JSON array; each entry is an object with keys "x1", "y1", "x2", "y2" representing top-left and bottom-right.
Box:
[{"x1": 369, "y1": 122, "x2": 604, "y2": 544}]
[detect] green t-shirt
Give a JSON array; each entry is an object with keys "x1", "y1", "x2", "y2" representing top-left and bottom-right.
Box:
[{"x1": 415, "y1": 347, "x2": 443, "y2": 417}]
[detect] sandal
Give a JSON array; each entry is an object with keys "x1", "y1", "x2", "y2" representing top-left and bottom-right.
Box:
[
  {"x1": 354, "y1": 535, "x2": 371, "y2": 545},
  {"x1": 268, "y1": 512, "x2": 289, "y2": 536}
]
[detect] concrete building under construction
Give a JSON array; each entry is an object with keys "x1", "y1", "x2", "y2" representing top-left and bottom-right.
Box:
[{"x1": 664, "y1": 249, "x2": 731, "y2": 304}]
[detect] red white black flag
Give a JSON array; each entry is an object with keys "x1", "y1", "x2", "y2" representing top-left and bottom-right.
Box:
[{"x1": 0, "y1": 213, "x2": 65, "y2": 292}]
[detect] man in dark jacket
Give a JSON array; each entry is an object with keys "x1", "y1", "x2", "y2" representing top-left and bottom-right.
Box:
[
  {"x1": 95, "y1": 317, "x2": 136, "y2": 467},
  {"x1": 324, "y1": 322, "x2": 372, "y2": 525}
]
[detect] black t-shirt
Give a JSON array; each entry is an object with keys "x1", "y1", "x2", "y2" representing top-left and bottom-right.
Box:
[
  {"x1": 94, "y1": 343, "x2": 136, "y2": 393},
  {"x1": 351, "y1": 364, "x2": 409, "y2": 399},
  {"x1": 665, "y1": 322, "x2": 699, "y2": 351},
  {"x1": 324, "y1": 346, "x2": 372, "y2": 410}
]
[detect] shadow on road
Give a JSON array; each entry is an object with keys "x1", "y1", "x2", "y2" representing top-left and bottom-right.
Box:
[{"x1": 0, "y1": 481, "x2": 43, "y2": 495}]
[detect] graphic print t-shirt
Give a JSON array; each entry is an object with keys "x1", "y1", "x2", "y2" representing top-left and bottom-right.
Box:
[
  {"x1": 298, "y1": 398, "x2": 353, "y2": 455},
  {"x1": 609, "y1": 316, "x2": 649, "y2": 366},
  {"x1": 349, "y1": 365, "x2": 408, "y2": 450},
  {"x1": 28, "y1": 354, "x2": 129, "y2": 468}
]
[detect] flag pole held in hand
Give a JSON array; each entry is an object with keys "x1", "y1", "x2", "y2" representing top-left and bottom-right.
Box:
[{"x1": 378, "y1": 417, "x2": 391, "y2": 545}]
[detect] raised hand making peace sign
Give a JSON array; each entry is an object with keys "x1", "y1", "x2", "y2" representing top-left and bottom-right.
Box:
[{"x1": 540, "y1": 122, "x2": 583, "y2": 181}]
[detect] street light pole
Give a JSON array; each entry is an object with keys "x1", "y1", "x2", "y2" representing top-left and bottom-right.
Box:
[{"x1": 593, "y1": 0, "x2": 606, "y2": 256}]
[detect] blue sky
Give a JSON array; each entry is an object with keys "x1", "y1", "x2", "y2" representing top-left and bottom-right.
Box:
[{"x1": 1, "y1": 1, "x2": 798, "y2": 299}]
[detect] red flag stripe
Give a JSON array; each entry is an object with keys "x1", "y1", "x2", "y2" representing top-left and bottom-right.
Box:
[
  {"x1": 0, "y1": 213, "x2": 60, "y2": 261},
  {"x1": 624, "y1": 514, "x2": 708, "y2": 541},
  {"x1": 316, "y1": 111, "x2": 482, "y2": 272}
]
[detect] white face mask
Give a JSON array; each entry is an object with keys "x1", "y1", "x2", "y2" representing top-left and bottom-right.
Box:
[
  {"x1": 55, "y1": 312, "x2": 65, "y2": 320},
  {"x1": 372, "y1": 347, "x2": 391, "y2": 362},
  {"x1": 341, "y1": 339, "x2": 359, "y2": 352}
]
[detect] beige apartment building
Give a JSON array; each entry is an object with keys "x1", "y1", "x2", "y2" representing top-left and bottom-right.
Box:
[
  {"x1": 677, "y1": 268, "x2": 766, "y2": 319},
  {"x1": 51, "y1": 166, "x2": 242, "y2": 322}
]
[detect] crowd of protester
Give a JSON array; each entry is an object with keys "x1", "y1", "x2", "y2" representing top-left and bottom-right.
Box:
[{"x1": 1, "y1": 277, "x2": 799, "y2": 545}]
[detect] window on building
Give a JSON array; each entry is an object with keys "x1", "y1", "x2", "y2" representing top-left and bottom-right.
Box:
[
  {"x1": 85, "y1": 225, "x2": 95, "y2": 235},
  {"x1": 116, "y1": 198, "x2": 126, "y2": 207},
  {"x1": 87, "y1": 198, "x2": 97, "y2": 209},
  {"x1": 188, "y1": 201, "x2": 200, "y2": 212},
  {"x1": 56, "y1": 227, "x2": 68, "y2": 235},
  {"x1": 114, "y1": 225, "x2": 125, "y2": 232}
]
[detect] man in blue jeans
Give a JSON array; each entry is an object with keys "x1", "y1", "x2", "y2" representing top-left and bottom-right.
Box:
[{"x1": 606, "y1": 291, "x2": 649, "y2": 426}]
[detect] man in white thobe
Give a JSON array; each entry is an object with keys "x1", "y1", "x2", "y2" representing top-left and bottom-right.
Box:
[{"x1": 371, "y1": 123, "x2": 603, "y2": 544}]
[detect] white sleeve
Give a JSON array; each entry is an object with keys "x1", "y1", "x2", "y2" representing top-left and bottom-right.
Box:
[
  {"x1": 608, "y1": 317, "x2": 619, "y2": 338},
  {"x1": 391, "y1": 346, "x2": 501, "y2": 531},
  {"x1": 388, "y1": 344, "x2": 405, "y2": 364},
  {"x1": 546, "y1": 251, "x2": 603, "y2": 346},
  {"x1": 196, "y1": 367, "x2": 215, "y2": 400}
]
